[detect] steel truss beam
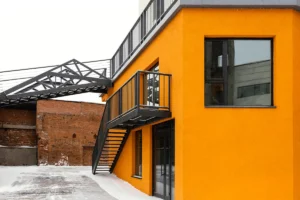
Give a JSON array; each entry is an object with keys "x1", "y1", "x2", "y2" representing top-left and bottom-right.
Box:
[{"x1": 0, "y1": 59, "x2": 112, "y2": 107}]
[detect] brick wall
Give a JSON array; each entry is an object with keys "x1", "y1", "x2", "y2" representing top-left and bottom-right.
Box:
[
  {"x1": 82, "y1": 146, "x2": 94, "y2": 166},
  {"x1": 0, "y1": 108, "x2": 36, "y2": 147},
  {"x1": 0, "y1": 108, "x2": 37, "y2": 165},
  {"x1": 0, "y1": 129, "x2": 36, "y2": 146},
  {"x1": 0, "y1": 108, "x2": 36, "y2": 126},
  {"x1": 36, "y1": 100, "x2": 104, "y2": 166}
]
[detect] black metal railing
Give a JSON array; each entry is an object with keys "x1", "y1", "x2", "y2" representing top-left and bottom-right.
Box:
[
  {"x1": 107, "y1": 71, "x2": 171, "y2": 123},
  {"x1": 92, "y1": 71, "x2": 171, "y2": 173},
  {"x1": 0, "y1": 59, "x2": 111, "y2": 93},
  {"x1": 111, "y1": 0, "x2": 177, "y2": 78}
]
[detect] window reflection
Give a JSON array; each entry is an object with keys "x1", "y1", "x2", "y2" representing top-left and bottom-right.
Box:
[
  {"x1": 134, "y1": 131, "x2": 142, "y2": 177},
  {"x1": 205, "y1": 39, "x2": 272, "y2": 106},
  {"x1": 146, "y1": 64, "x2": 159, "y2": 106}
]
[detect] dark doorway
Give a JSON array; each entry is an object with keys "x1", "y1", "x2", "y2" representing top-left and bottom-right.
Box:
[{"x1": 152, "y1": 120, "x2": 175, "y2": 200}]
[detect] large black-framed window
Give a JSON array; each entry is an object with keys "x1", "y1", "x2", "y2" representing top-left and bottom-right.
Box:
[
  {"x1": 134, "y1": 130, "x2": 142, "y2": 177},
  {"x1": 205, "y1": 38, "x2": 273, "y2": 107}
]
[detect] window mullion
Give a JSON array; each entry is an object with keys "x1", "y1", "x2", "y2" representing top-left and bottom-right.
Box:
[{"x1": 222, "y1": 40, "x2": 228, "y2": 105}]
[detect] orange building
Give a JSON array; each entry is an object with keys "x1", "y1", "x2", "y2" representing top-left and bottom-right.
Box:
[{"x1": 92, "y1": 1, "x2": 300, "y2": 200}]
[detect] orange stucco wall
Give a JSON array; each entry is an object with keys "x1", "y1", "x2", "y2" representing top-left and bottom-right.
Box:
[
  {"x1": 113, "y1": 125, "x2": 152, "y2": 194},
  {"x1": 293, "y1": 10, "x2": 300, "y2": 200},
  {"x1": 111, "y1": 11, "x2": 184, "y2": 197},
  {"x1": 106, "y1": 8, "x2": 299, "y2": 200},
  {"x1": 182, "y1": 8, "x2": 294, "y2": 200}
]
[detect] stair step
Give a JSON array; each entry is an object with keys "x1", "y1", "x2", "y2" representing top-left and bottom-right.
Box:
[
  {"x1": 107, "y1": 136, "x2": 124, "y2": 138},
  {"x1": 106, "y1": 140, "x2": 123, "y2": 142},
  {"x1": 102, "y1": 149, "x2": 118, "y2": 151},
  {"x1": 104, "y1": 145, "x2": 121, "y2": 147},
  {"x1": 100, "y1": 159, "x2": 115, "y2": 161},
  {"x1": 102, "y1": 149, "x2": 119, "y2": 151},
  {"x1": 100, "y1": 155, "x2": 116, "y2": 157},
  {"x1": 104, "y1": 143, "x2": 121, "y2": 145},
  {"x1": 108, "y1": 132, "x2": 127, "y2": 134}
]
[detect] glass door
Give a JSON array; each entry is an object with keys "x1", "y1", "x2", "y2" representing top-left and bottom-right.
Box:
[{"x1": 153, "y1": 120, "x2": 174, "y2": 200}]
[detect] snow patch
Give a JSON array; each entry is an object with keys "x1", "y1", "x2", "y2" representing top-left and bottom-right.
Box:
[
  {"x1": 55, "y1": 153, "x2": 69, "y2": 166},
  {"x1": 0, "y1": 166, "x2": 37, "y2": 193},
  {"x1": 81, "y1": 171, "x2": 162, "y2": 200},
  {"x1": 39, "y1": 161, "x2": 48, "y2": 166},
  {"x1": 0, "y1": 166, "x2": 162, "y2": 200}
]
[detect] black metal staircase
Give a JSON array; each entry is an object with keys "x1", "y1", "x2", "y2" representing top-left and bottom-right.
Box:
[{"x1": 92, "y1": 71, "x2": 171, "y2": 174}]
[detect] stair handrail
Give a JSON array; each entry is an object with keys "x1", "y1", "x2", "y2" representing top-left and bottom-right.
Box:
[{"x1": 92, "y1": 100, "x2": 110, "y2": 174}]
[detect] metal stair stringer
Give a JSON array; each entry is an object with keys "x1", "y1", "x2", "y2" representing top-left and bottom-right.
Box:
[
  {"x1": 108, "y1": 128, "x2": 131, "y2": 173},
  {"x1": 92, "y1": 100, "x2": 132, "y2": 174},
  {"x1": 92, "y1": 111, "x2": 131, "y2": 173}
]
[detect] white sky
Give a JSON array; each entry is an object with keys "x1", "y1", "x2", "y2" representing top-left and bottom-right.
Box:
[
  {"x1": 0, "y1": 0, "x2": 139, "y2": 71},
  {"x1": 234, "y1": 40, "x2": 271, "y2": 65},
  {"x1": 0, "y1": 0, "x2": 140, "y2": 103}
]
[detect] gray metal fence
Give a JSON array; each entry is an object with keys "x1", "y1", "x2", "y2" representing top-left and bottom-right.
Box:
[{"x1": 111, "y1": 0, "x2": 177, "y2": 77}]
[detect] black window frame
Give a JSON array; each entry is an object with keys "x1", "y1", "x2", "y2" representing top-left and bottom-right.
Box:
[
  {"x1": 134, "y1": 130, "x2": 142, "y2": 177},
  {"x1": 204, "y1": 38, "x2": 274, "y2": 107}
]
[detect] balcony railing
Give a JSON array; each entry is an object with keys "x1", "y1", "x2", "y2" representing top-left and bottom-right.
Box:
[
  {"x1": 106, "y1": 71, "x2": 171, "y2": 126},
  {"x1": 111, "y1": 0, "x2": 177, "y2": 78}
]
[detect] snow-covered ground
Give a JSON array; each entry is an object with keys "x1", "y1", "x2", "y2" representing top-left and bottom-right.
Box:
[{"x1": 0, "y1": 166, "x2": 161, "y2": 200}]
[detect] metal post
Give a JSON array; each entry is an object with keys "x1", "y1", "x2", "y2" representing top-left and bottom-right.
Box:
[
  {"x1": 152, "y1": 73, "x2": 155, "y2": 107},
  {"x1": 136, "y1": 72, "x2": 140, "y2": 110},
  {"x1": 107, "y1": 100, "x2": 111, "y2": 122},
  {"x1": 161, "y1": 0, "x2": 165, "y2": 17},
  {"x1": 128, "y1": 32, "x2": 132, "y2": 56},
  {"x1": 168, "y1": 76, "x2": 171, "y2": 110},
  {"x1": 119, "y1": 46, "x2": 123, "y2": 67},
  {"x1": 103, "y1": 68, "x2": 107, "y2": 78},
  {"x1": 111, "y1": 59, "x2": 114, "y2": 77},
  {"x1": 119, "y1": 90, "x2": 122, "y2": 115},
  {"x1": 140, "y1": 13, "x2": 146, "y2": 41},
  {"x1": 222, "y1": 41, "x2": 228, "y2": 105}
]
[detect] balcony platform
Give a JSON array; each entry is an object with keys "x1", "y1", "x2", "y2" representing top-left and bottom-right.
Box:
[{"x1": 107, "y1": 107, "x2": 171, "y2": 130}]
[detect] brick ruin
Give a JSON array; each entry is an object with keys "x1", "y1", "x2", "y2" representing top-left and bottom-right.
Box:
[
  {"x1": 0, "y1": 100, "x2": 104, "y2": 166},
  {"x1": 0, "y1": 108, "x2": 37, "y2": 165}
]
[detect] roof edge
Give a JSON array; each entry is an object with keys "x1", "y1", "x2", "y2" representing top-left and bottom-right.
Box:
[{"x1": 180, "y1": 0, "x2": 300, "y2": 10}]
